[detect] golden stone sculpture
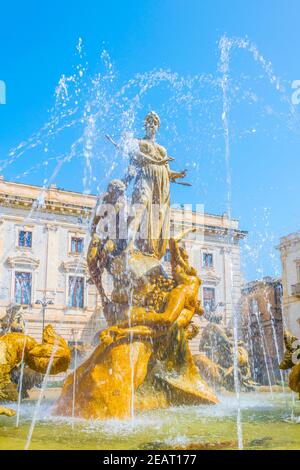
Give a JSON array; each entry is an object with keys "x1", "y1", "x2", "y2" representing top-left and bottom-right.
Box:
[
  {"x1": 54, "y1": 112, "x2": 218, "y2": 420},
  {"x1": 196, "y1": 321, "x2": 258, "y2": 391},
  {"x1": 280, "y1": 330, "x2": 300, "y2": 398},
  {"x1": 0, "y1": 324, "x2": 71, "y2": 416},
  {"x1": 0, "y1": 305, "x2": 42, "y2": 413}
]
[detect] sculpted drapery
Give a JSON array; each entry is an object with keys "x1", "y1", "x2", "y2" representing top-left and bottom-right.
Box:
[
  {"x1": 130, "y1": 138, "x2": 171, "y2": 259},
  {"x1": 126, "y1": 111, "x2": 186, "y2": 259}
]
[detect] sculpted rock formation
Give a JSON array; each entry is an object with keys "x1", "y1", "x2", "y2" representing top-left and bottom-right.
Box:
[
  {"x1": 196, "y1": 322, "x2": 258, "y2": 391},
  {"x1": 280, "y1": 330, "x2": 300, "y2": 398},
  {"x1": 54, "y1": 112, "x2": 218, "y2": 420}
]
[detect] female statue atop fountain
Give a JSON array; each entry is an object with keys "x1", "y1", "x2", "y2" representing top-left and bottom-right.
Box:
[{"x1": 125, "y1": 111, "x2": 187, "y2": 259}]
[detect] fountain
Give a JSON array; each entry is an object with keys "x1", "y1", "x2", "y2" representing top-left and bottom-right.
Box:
[
  {"x1": 1, "y1": 36, "x2": 300, "y2": 450},
  {"x1": 53, "y1": 111, "x2": 218, "y2": 420}
]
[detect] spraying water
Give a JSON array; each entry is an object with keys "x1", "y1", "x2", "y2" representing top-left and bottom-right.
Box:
[
  {"x1": 251, "y1": 299, "x2": 274, "y2": 396},
  {"x1": 16, "y1": 322, "x2": 27, "y2": 428},
  {"x1": 0, "y1": 34, "x2": 298, "y2": 446},
  {"x1": 219, "y1": 34, "x2": 244, "y2": 450}
]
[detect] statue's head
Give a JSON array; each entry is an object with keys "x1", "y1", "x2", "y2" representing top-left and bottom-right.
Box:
[
  {"x1": 1, "y1": 303, "x2": 26, "y2": 334},
  {"x1": 107, "y1": 179, "x2": 126, "y2": 200},
  {"x1": 10, "y1": 315, "x2": 25, "y2": 333},
  {"x1": 6, "y1": 304, "x2": 21, "y2": 316},
  {"x1": 108, "y1": 179, "x2": 126, "y2": 193},
  {"x1": 144, "y1": 111, "x2": 160, "y2": 137}
]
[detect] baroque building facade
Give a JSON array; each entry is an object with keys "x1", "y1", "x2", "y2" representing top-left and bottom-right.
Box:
[
  {"x1": 241, "y1": 277, "x2": 284, "y2": 385},
  {"x1": 277, "y1": 231, "x2": 300, "y2": 338},
  {"x1": 0, "y1": 177, "x2": 246, "y2": 351}
]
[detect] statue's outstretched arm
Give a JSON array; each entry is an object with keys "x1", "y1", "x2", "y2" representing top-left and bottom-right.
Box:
[
  {"x1": 169, "y1": 169, "x2": 187, "y2": 181},
  {"x1": 132, "y1": 149, "x2": 170, "y2": 166},
  {"x1": 169, "y1": 228, "x2": 196, "y2": 273},
  {"x1": 113, "y1": 285, "x2": 186, "y2": 332},
  {"x1": 176, "y1": 307, "x2": 196, "y2": 329},
  {"x1": 174, "y1": 227, "x2": 196, "y2": 242}
]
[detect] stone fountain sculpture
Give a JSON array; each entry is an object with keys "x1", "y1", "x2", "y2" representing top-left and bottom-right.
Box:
[
  {"x1": 280, "y1": 330, "x2": 300, "y2": 398},
  {"x1": 54, "y1": 112, "x2": 218, "y2": 420},
  {"x1": 0, "y1": 307, "x2": 71, "y2": 417},
  {"x1": 0, "y1": 305, "x2": 40, "y2": 414},
  {"x1": 195, "y1": 321, "x2": 258, "y2": 391}
]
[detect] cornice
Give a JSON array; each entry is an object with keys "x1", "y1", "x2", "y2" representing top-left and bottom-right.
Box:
[
  {"x1": 61, "y1": 259, "x2": 88, "y2": 274},
  {"x1": 0, "y1": 194, "x2": 92, "y2": 217},
  {"x1": 0, "y1": 191, "x2": 247, "y2": 238},
  {"x1": 6, "y1": 254, "x2": 40, "y2": 269},
  {"x1": 171, "y1": 221, "x2": 246, "y2": 240},
  {"x1": 201, "y1": 269, "x2": 221, "y2": 284}
]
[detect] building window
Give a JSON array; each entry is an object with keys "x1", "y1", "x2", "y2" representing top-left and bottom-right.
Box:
[
  {"x1": 18, "y1": 230, "x2": 32, "y2": 248},
  {"x1": 203, "y1": 287, "x2": 215, "y2": 313},
  {"x1": 274, "y1": 284, "x2": 283, "y2": 306},
  {"x1": 203, "y1": 252, "x2": 213, "y2": 268},
  {"x1": 68, "y1": 276, "x2": 84, "y2": 308},
  {"x1": 250, "y1": 298, "x2": 259, "y2": 317},
  {"x1": 15, "y1": 271, "x2": 32, "y2": 305},
  {"x1": 297, "y1": 265, "x2": 300, "y2": 282},
  {"x1": 71, "y1": 237, "x2": 84, "y2": 254},
  {"x1": 164, "y1": 249, "x2": 171, "y2": 263}
]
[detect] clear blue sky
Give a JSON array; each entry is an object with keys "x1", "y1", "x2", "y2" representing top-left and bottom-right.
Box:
[{"x1": 1, "y1": 0, "x2": 300, "y2": 281}]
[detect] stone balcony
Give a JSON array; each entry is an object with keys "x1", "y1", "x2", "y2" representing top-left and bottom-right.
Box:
[{"x1": 291, "y1": 283, "x2": 300, "y2": 296}]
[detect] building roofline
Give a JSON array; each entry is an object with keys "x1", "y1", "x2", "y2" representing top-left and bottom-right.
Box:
[
  {"x1": 241, "y1": 276, "x2": 282, "y2": 293},
  {"x1": 0, "y1": 176, "x2": 247, "y2": 235},
  {"x1": 276, "y1": 230, "x2": 300, "y2": 250},
  {"x1": 0, "y1": 176, "x2": 96, "y2": 199},
  {"x1": 0, "y1": 176, "x2": 241, "y2": 219}
]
